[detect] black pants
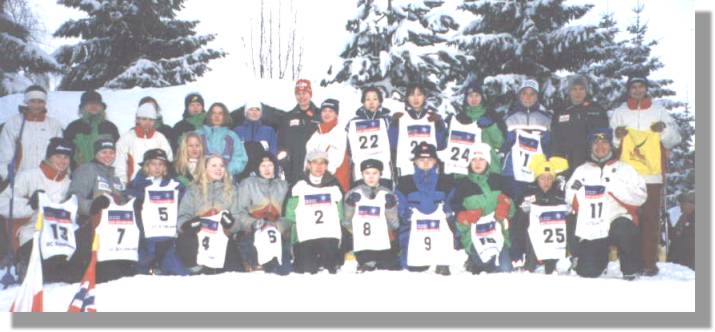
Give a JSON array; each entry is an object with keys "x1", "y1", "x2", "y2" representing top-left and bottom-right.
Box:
[
  {"x1": 16, "y1": 242, "x2": 77, "y2": 284},
  {"x1": 576, "y1": 217, "x2": 641, "y2": 278},
  {"x1": 96, "y1": 260, "x2": 136, "y2": 284},
  {"x1": 293, "y1": 238, "x2": 340, "y2": 274}
]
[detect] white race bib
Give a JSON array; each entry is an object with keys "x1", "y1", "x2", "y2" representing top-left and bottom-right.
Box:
[
  {"x1": 39, "y1": 194, "x2": 78, "y2": 260},
  {"x1": 575, "y1": 185, "x2": 611, "y2": 241},
  {"x1": 442, "y1": 118, "x2": 482, "y2": 176},
  {"x1": 470, "y1": 212, "x2": 505, "y2": 264},
  {"x1": 96, "y1": 197, "x2": 140, "y2": 262},
  {"x1": 528, "y1": 204, "x2": 568, "y2": 260},
  {"x1": 254, "y1": 226, "x2": 282, "y2": 265},
  {"x1": 406, "y1": 205, "x2": 453, "y2": 267},
  {"x1": 351, "y1": 192, "x2": 391, "y2": 252},
  {"x1": 294, "y1": 182, "x2": 342, "y2": 242},
  {"x1": 196, "y1": 212, "x2": 230, "y2": 269},
  {"x1": 396, "y1": 114, "x2": 437, "y2": 177},
  {"x1": 141, "y1": 181, "x2": 180, "y2": 238},
  {"x1": 348, "y1": 119, "x2": 392, "y2": 181},
  {"x1": 510, "y1": 130, "x2": 543, "y2": 182}
]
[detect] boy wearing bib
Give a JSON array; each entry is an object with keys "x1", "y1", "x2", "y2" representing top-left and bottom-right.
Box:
[
  {"x1": 343, "y1": 159, "x2": 400, "y2": 272},
  {"x1": 565, "y1": 128, "x2": 647, "y2": 280},
  {"x1": 453, "y1": 143, "x2": 515, "y2": 274},
  {"x1": 93, "y1": 194, "x2": 140, "y2": 283},
  {"x1": 285, "y1": 150, "x2": 344, "y2": 274},
  {"x1": 125, "y1": 149, "x2": 188, "y2": 276},
  {"x1": 513, "y1": 154, "x2": 570, "y2": 274},
  {"x1": 395, "y1": 142, "x2": 455, "y2": 275}
]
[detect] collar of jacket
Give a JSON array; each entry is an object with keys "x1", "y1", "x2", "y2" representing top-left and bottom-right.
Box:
[
  {"x1": 413, "y1": 166, "x2": 438, "y2": 189},
  {"x1": 303, "y1": 171, "x2": 338, "y2": 188},
  {"x1": 565, "y1": 99, "x2": 593, "y2": 112},
  {"x1": 292, "y1": 102, "x2": 319, "y2": 120},
  {"x1": 587, "y1": 156, "x2": 618, "y2": 168},
  {"x1": 319, "y1": 118, "x2": 338, "y2": 133},
  {"x1": 627, "y1": 97, "x2": 652, "y2": 110},
  {"x1": 511, "y1": 101, "x2": 542, "y2": 114},
  {"x1": 356, "y1": 107, "x2": 389, "y2": 120},
  {"x1": 467, "y1": 170, "x2": 490, "y2": 185},
  {"x1": 19, "y1": 106, "x2": 47, "y2": 122},
  {"x1": 405, "y1": 105, "x2": 433, "y2": 119},
  {"x1": 91, "y1": 159, "x2": 115, "y2": 173},
  {"x1": 135, "y1": 126, "x2": 156, "y2": 138},
  {"x1": 40, "y1": 161, "x2": 67, "y2": 182}
]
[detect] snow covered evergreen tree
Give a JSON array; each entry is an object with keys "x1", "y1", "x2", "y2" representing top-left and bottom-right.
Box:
[
  {"x1": 54, "y1": 0, "x2": 225, "y2": 90},
  {"x1": 322, "y1": 0, "x2": 461, "y2": 106},
  {"x1": 666, "y1": 103, "x2": 695, "y2": 209},
  {"x1": 451, "y1": 0, "x2": 611, "y2": 112},
  {"x1": 0, "y1": 0, "x2": 61, "y2": 96}
]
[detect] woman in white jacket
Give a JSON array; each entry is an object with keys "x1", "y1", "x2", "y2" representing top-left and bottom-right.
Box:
[
  {"x1": 114, "y1": 102, "x2": 173, "y2": 186},
  {"x1": 304, "y1": 99, "x2": 350, "y2": 192},
  {"x1": 565, "y1": 128, "x2": 647, "y2": 281}
]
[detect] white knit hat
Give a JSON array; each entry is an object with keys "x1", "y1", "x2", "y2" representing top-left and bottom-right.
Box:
[
  {"x1": 519, "y1": 79, "x2": 540, "y2": 93},
  {"x1": 244, "y1": 98, "x2": 263, "y2": 114},
  {"x1": 136, "y1": 103, "x2": 158, "y2": 119},
  {"x1": 469, "y1": 142, "x2": 492, "y2": 165}
]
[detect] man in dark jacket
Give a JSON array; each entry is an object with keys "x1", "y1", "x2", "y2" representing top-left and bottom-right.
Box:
[
  {"x1": 667, "y1": 191, "x2": 695, "y2": 270},
  {"x1": 551, "y1": 75, "x2": 609, "y2": 179},
  {"x1": 277, "y1": 79, "x2": 321, "y2": 186},
  {"x1": 64, "y1": 90, "x2": 120, "y2": 170}
]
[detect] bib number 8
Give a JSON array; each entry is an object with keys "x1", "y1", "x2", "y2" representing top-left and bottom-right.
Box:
[{"x1": 363, "y1": 222, "x2": 371, "y2": 236}]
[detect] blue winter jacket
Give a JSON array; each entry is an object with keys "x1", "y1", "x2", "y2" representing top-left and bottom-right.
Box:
[
  {"x1": 234, "y1": 119, "x2": 278, "y2": 156},
  {"x1": 197, "y1": 125, "x2": 249, "y2": 177},
  {"x1": 395, "y1": 166, "x2": 455, "y2": 268}
]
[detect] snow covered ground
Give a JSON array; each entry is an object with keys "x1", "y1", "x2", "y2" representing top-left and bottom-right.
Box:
[{"x1": 0, "y1": 260, "x2": 695, "y2": 312}]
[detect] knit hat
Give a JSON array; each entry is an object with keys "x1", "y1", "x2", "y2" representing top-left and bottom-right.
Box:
[
  {"x1": 244, "y1": 98, "x2": 263, "y2": 114},
  {"x1": 588, "y1": 127, "x2": 613, "y2": 146},
  {"x1": 469, "y1": 142, "x2": 492, "y2": 165},
  {"x1": 626, "y1": 76, "x2": 649, "y2": 90},
  {"x1": 253, "y1": 150, "x2": 279, "y2": 178},
  {"x1": 94, "y1": 137, "x2": 116, "y2": 154},
  {"x1": 136, "y1": 103, "x2": 158, "y2": 120},
  {"x1": 46, "y1": 137, "x2": 74, "y2": 159},
  {"x1": 184, "y1": 93, "x2": 204, "y2": 110},
  {"x1": 528, "y1": 154, "x2": 569, "y2": 179},
  {"x1": 412, "y1": 142, "x2": 438, "y2": 160},
  {"x1": 320, "y1": 98, "x2": 340, "y2": 114},
  {"x1": 360, "y1": 159, "x2": 383, "y2": 173},
  {"x1": 24, "y1": 85, "x2": 47, "y2": 104},
  {"x1": 79, "y1": 90, "x2": 106, "y2": 110},
  {"x1": 295, "y1": 79, "x2": 312, "y2": 95},
  {"x1": 566, "y1": 75, "x2": 589, "y2": 94},
  {"x1": 141, "y1": 148, "x2": 169, "y2": 165},
  {"x1": 306, "y1": 150, "x2": 329, "y2": 163},
  {"x1": 519, "y1": 79, "x2": 539, "y2": 94}
]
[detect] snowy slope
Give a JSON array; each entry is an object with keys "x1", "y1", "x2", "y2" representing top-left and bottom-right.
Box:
[{"x1": 0, "y1": 260, "x2": 694, "y2": 312}]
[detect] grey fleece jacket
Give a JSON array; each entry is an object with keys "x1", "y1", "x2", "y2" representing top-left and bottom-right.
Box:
[
  {"x1": 67, "y1": 160, "x2": 124, "y2": 219},
  {"x1": 342, "y1": 183, "x2": 399, "y2": 231},
  {"x1": 235, "y1": 175, "x2": 289, "y2": 234},
  {"x1": 177, "y1": 180, "x2": 241, "y2": 233}
]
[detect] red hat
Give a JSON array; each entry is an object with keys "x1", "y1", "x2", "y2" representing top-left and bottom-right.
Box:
[{"x1": 295, "y1": 79, "x2": 312, "y2": 95}]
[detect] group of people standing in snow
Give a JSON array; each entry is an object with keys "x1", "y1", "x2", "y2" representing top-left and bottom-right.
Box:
[{"x1": 0, "y1": 75, "x2": 694, "y2": 285}]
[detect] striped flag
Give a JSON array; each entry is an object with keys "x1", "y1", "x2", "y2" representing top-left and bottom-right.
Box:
[
  {"x1": 10, "y1": 212, "x2": 44, "y2": 312},
  {"x1": 68, "y1": 233, "x2": 99, "y2": 312}
]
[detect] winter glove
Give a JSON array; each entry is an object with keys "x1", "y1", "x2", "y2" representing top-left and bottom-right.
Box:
[
  {"x1": 457, "y1": 209, "x2": 483, "y2": 226},
  {"x1": 427, "y1": 112, "x2": 439, "y2": 123},
  {"x1": 345, "y1": 192, "x2": 362, "y2": 207},
  {"x1": 455, "y1": 112, "x2": 472, "y2": 124},
  {"x1": 650, "y1": 121, "x2": 666, "y2": 133},
  {"x1": 477, "y1": 116, "x2": 495, "y2": 128},
  {"x1": 220, "y1": 211, "x2": 235, "y2": 230},
  {"x1": 391, "y1": 112, "x2": 404, "y2": 122},
  {"x1": 253, "y1": 219, "x2": 266, "y2": 231},
  {"x1": 89, "y1": 195, "x2": 111, "y2": 215},
  {"x1": 494, "y1": 194, "x2": 511, "y2": 222},
  {"x1": 615, "y1": 126, "x2": 628, "y2": 139},
  {"x1": 182, "y1": 216, "x2": 202, "y2": 234},
  {"x1": 264, "y1": 205, "x2": 280, "y2": 222},
  {"x1": 28, "y1": 190, "x2": 45, "y2": 210},
  {"x1": 519, "y1": 200, "x2": 532, "y2": 213},
  {"x1": 276, "y1": 150, "x2": 288, "y2": 161}
]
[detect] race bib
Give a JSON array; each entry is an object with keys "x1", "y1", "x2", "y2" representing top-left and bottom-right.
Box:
[
  {"x1": 470, "y1": 212, "x2": 505, "y2": 265},
  {"x1": 396, "y1": 115, "x2": 437, "y2": 176},
  {"x1": 406, "y1": 205, "x2": 453, "y2": 267},
  {"x1": 97, "y1": 198, "x2": 140, "y2": 262},
  {"x1": 254, "y1": 226, "x2": 282, "y2": 265},
  {"x1": 352, "y1": 203, "x2": 391, "y2": 252},
  {"x1": 510, "y1": 130, "x2": 543, "y2": 182},
  {"x1": 575, "y1": 185, "x2": 610, "y2": 241},
  {"x1": 528, "y1": 204, "x2": 568, "y2": 260},
  {"x1": 294, "y1": 185, "x2": 342, "y2": 242},
  {"x1": 141, "y1": 181, "x2": 180, "y2": 238},
  {"x1": 196, "y1": 212, "x2": 230, "y2": 269},
  {"x1": 348, "y1": 119, "x2": 392, "y2": 181},
  {"x1": 442, "y1": 118, "x2": 482, "y2": 175},
  {"x1": 39, "y1": 194, "x2": 78, "y2": 260}
]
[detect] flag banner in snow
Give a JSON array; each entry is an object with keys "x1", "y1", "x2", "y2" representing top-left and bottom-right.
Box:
[
  {"x1": 148, "y1": 190, "x2": 175, "y2": 204},
  {"x1": 356, "y1": 120, "x2": 381, "y2": 133},
  {"x1": 407, "y1": 125, "x2": 431, "y2": 138},
  {"x1": 10, "y1": 213, "x2": 44, "y2": 312},
  {"x1": 68, "y1": 234, "x2": 99, "y2": 313}
]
